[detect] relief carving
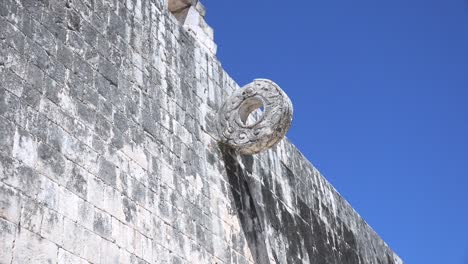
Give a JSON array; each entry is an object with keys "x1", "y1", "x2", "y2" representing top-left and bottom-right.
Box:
[{"x1": 218, "y1": 79, "x2": 293, "y2": 155}]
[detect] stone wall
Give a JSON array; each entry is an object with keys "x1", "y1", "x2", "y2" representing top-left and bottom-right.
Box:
[{"x1": 0, "y1": 0, "x2": 402, "y2": 263}]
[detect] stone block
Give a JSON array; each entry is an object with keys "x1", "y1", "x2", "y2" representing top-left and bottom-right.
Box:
[
  {"x1": 33, "y1": 18, "x2": 57, "y2": 57},
  {"x1": 3, "y1": 68, "x2": 24, "y2": 97},
  {"x1": 41, "y1": 207, "x2": 64, "y2": 245},
  {"x1": 0, "y1": 217, "x2": 17, "y2": 263},
  {"x1": 58, "y1": 248, "x2": 88, "y2": 264},
  {"x1": 66, "y1": 9, "x2": 82, "y2": 32},
  {"x1": 118, "y1": 249, "x2": 133, "y2": 264},
  {"x1": 0, "y1": 183, "x2": 21, "y2": 224},
  {"x1": 67, "y1": 31, "x2": 85, "y2": 57},
  {"x1": 121, "y1": 196, "x2": 137, "y2": 225},
  {"x1": 76, "y1": 100, "x2": 97, "y2": 127},
  {"x1": 58, "y1": 188, "x2": 81, "y2": 222},
  {"x1": 21, "y1": 83, "x2": 42, "y2": 109},
  {"x1": 25, "y1": 62, "x2": 44, "y2": 91},
  {"x1": 12, "y1": 227, "x2": 58, "y2": 264},
  {"x1": 19, "y1": 0, "x2": 44, "y2": 20},
  {"x1": 112, "y1": 217, "x2": 135, "y2": 253},
  {"x1": 99, "y1": 239, "x2": 120, "y2": 264},
  {"x1": 76, "y1": 199, "x2": 95, "y2": 231},
  {"x1": 58, "y1": 41, "x2": 74, "y2": 70},
  {"x1": 0, "y1": 43, "x2": 26, "y2": 79},
  {"x1": 98, "y1": 57, "x2": 118, "y2": 86},
  {"x1": 0, "y1": 154, "x2": 16, "y2": 183},
  {"x1": 12, "y1": 128, "x2": 38, "y2": 168},
  {"x1": 82, "y1": 232, "x2": 102, "y2": 263},
  {"x1": 43, "y1": 74, "x2": 61, "y2": 104},
  {"x1": 0, "y1": 117, "x2": 15, "y2": 156},
  {"x1": 42, "y1": 8, "x2": 67, "y2": 43},
  {"x1": 20, "y1": 197, "x2": 43, "y2": 233},
  {"x1": 63, "y1": 218, "x2": 87, "y2": 256},
  {"x1": 37, "y1": 176, "x2": 60, "y2": 211},
  {"x1": 134, "y1": 231, "x2": 153, "y2": 262},
  {"x1": 73, "y1": 55, "x2": 94, "y2": 87},
  {"x1": 25, "y1": 38, "x2": 51, "y2": 71},
  {"x1": 98, "y1": 156, "x2": 117, "y2": 187},
  {"x1": 36, "y1": 142, "x2": 67, "y2": 183},
  {"x1": 87, "y1": 176, "x2": 106, "y2": 209},
  {"x1": 93, "y1": 208, "x2": 112, "y2": 240},
  {"x1": 66, "y1": 164, "x2": 89, "y2": 199}
]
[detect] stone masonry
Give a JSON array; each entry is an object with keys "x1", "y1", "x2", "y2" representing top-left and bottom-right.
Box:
[{"x1": 0, "y1": 0, "x2": 402, "y2": 263}]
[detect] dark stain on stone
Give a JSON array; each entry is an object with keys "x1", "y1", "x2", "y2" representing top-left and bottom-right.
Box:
[
  {"x1": 261, "y1": 186, "x2": 281, "y2": 231},
  {"x1": 206, "y1": 150, "x2": 216, "y2": 166},
  {"x1": 386, "y1": 253, "x2": 396, "y2": 264},
  {"x1": 66, "y1": 166, "x2": 87, "y2": 198},
  {"x1": 279, "y1": 202, "x2": 303, "y2": 263},
  {"x1": 298, "y1": 198, "x2": 312, "y2": 222},
  {"x1": 93, "y1": 210, "x2": 111, "y2": 238},
  {"x1": 66, "y1": 10, "x2": 81, "y2": 31},
  {"x1": 343, "y1": 222, "x2": 357, "y2": 249},
  {"x1": 98, "y1": 157, "x2": 116, "y2": 187},
  {"x1": 122, "y1": 196, "x2": 136, "y2": 223},
  {"x1": 220, "y1": 143, "x2": 270, "y2": 264},
  {"x1": 38, "y1": 142, "x2": 65, "y2": 175},
  {"x1": 240, "y1": 155, "x2": 254, "y2": 175}
]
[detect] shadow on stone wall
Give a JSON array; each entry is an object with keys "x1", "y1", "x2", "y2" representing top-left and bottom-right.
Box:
[
  {"x1": 219, "y1": 143, "x2": 271, "y2": 264},
  {"x1": 218, "y1": 143, "x2": 397, "y2": 264}
]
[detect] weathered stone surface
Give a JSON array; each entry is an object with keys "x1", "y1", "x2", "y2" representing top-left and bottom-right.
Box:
[
  {"x1": 0, "y1": 217, "x2": 16, "y2": 263},
  {"x1": 12, "y1": 228, "x2": 58, "y2": 264},
  {"x1": 0, "y1": 0, "x2": 402, "y2": 263},
  {"x1": 218, "y1": 79, "x2": 293, "y2": 155},
  {"x1": 0, "y1": 183, "x2": 21, "y2": 224}
]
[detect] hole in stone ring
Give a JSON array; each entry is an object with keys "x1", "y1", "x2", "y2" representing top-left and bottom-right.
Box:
[{"x1": 238, "y1": 97, "x2": 264, "y2": 127}]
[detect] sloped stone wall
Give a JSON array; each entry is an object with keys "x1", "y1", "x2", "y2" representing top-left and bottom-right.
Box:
[{"x1": 0, "y1": 0, "x2": 402, "y2": 263}]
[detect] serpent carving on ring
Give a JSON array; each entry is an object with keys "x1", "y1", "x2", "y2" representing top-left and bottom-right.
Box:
[{"x1": 218, "y1": 79, "x2": 293, "y2": 155}]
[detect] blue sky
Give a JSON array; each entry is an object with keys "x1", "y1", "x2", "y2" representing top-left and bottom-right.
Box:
[{"x1": 202, "y1": 0, "x2": 468, "y2": 263}]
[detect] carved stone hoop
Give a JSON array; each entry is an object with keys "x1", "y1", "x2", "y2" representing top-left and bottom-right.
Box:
[{"x1": 218, "y1": 79, "x2": 293, "y2": 155}]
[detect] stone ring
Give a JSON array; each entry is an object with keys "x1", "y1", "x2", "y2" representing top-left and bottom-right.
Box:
[{"x1": 218, "y1": 79, "x2": 293, "y2": 155}]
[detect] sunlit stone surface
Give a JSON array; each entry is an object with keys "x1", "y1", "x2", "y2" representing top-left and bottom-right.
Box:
[
  {"x1": 218, "y1": 79, "x2": 293, "y2": 155},
  {"x1": 0, "y1": 0, "x2": 402, "y2": 263}
]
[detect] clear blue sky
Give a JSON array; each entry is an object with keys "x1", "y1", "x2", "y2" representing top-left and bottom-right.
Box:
[{"x1": 202, "y1": 0, "x2": 468, "y2": 263}]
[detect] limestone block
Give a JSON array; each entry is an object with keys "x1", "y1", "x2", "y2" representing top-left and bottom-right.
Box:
[
  {"x1": 0, "y1": 218, "x2": 16, "y2": 263},
  {"x1": 82, "y1": 231, "x2": 101, "y2": 264},
  {"x1": 183, "y1": 4, "x2": 217, "y2": 54},
  {"x1": 99, "y1": 239, "x2": 120, "y2": 264},
  {"x1": 98, "y1": 156, "x2": 117, "y2": 187},
  {"x1": 36, "y1": 142, "x2": 67, "y2": 184},
  {"x1": 168, "y1": 0, "x2": 196, "y2": 13},
  {"x1": 40, "y1": 208, "x2": 65, "y2": 245},
  {"x1": 4, "y1": 165, "x2": 42, "y2": 199},
  {"x1": 93, "y1": 208, "x2": 112, "y2": 240},
  {"x1": 58, "y1": 248, "x2": 88, "y2": 264},
  {"x1": 0, "y1": 183, "x2": 21, "y2": 224},
  {"x1": 112, "y1": 217, "x2": 135, "y2": 253},
  {"x1": 76, "y1": 199, "x2": 95, "y2": 231},
  {"x1": 62, "y1": 218, "x2": 89, "y2": 257},
  {"x1": 20, "y1": 198, "x2": 43, "y2": 234},
  {"x1": 12, "y1": 128, "x2": 38, "y2": 168},
  {"x1": 12, "y1": 228, "x2": 58, "y2": 264},
  {"x1": 58, "y1": 187, "x2": 80, "y2": 222},
  {"x1": 0, "y1": 154, "x2": 15, "y2": 182}
]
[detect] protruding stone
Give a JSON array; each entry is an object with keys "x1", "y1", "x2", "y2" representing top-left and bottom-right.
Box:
[
  {"x1": 218, "y1": 79, "x2": 293, "y2": 155},
  {"x1": 168, "y1": 0, "x2": 196, "y2": 23},
  {"x1": 168, "y1": 0, "x2": 217, "y2": 54}
]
